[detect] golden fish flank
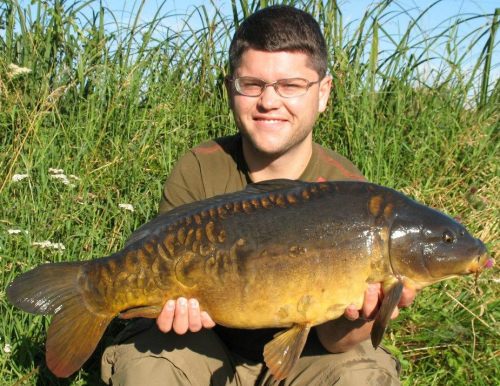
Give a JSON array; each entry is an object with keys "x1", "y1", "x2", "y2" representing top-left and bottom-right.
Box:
[{"x1": 7, "y1": 179, "x2": 492, "y2": 381}]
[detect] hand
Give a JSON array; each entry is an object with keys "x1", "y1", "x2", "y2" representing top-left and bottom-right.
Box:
[
  {"x1": 343, "y1": 283, "x2": 417, "y2": 321},
  {"x1": 317, "y1": 284, "x2": 417, "y2": 353},
  {"x1": 156, "y1": 297, "x2": 216, "y2": 334}
]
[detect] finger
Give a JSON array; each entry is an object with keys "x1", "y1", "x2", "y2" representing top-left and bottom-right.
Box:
[
  {"x1": 390, "y1": 306, "x2": 400, "y2": 320},
  {"x1": 172, "y1": 297, "x2": 189, "y2": 335},
  {"x1": 362, "y1": 283, "x2": 381, "y2": 319},
  {"x1": 398, "y1": 286, "x2": 417, "y2": 308},
  {"x1": 200, "y1": 311, "x2": 216, "y2": 329},
  {"x1": 187, "y1": 299, "x2": 203, "y2": 332},
  {"x1": 156, "y1": 300, "x2": 175, "y2": 333},
  {"x1": 343, "y1": 304, "x2": 360, "y2": 321}
]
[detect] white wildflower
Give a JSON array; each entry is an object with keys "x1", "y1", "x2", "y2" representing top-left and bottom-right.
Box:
[
  {"x1": 48, "y1": 168, "x2": 64, "y2": 174},
  {"x1": 119, "y1": 203, "x2": 135, "y2": 212},
  {"x1": 12, "y1": 174, "x2": 29, "y2": 182},
  {"x1": 32, "y1": 241, "x2": 66, "y2": 250},
  {"x1": 7, "y1": 229, "x2": 22, "y2": 235},
  {"x1": 7, "y1": 64, "x2": 32, "y2": 79},
  {"x1": 50, "y1": 173, "x2": 76, "y2": 187},
  {"x1": 3, "y1": 344, "x2": 12, "y2": 353},
  {"x1": 49, "y1": 169, "x2": 79, "y2": 187},
  {"x1": 50, "y1": 173, "x2": 71, "y2": 185}
]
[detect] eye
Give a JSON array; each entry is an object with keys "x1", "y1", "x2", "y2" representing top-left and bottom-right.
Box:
[
  {"x1": 280, "y1": 78, "x2": 307, "y2": 88},
  {"x1": 442, "y1": 230, "x2": 455, "y2": 244}
]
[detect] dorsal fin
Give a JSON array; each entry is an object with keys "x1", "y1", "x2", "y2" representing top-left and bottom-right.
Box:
[{"x1": 125, "y1": 180, "x2": 311, "y2": 247}]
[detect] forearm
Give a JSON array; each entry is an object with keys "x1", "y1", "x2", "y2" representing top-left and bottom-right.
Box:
[{"x1": 315, "y1": 317, "x2": 373, "y2": 353}]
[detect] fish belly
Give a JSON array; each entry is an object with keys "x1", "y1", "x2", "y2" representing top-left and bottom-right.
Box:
[{"x1": 191, "y1": 247, "x2": 372, "y2": 329}]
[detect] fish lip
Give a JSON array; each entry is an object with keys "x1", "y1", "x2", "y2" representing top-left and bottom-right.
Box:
[
  {"x1": 478, "y1": 254, "x2": 494, "y2": 270},
  {"x1": 467, "y1": 253, "x2": 493, "y2": 274},
  {"x1": 484, "y1": 257, "x2": 495, "y2": 269}
]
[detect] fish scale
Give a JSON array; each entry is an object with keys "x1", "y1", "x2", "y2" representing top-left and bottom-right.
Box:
[{"x1": 7, "y1": 179, "x2": 492, "y2": 380}]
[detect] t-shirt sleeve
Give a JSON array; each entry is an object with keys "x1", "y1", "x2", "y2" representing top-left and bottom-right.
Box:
[
  {"x1": 158, "y1": 151, "x2": 207, "y2": 214},
  {"x1": 303, "y1": 144, "x2": 366, "y2": 182}
]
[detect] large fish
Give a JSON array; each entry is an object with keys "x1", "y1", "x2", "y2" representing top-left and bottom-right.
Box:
[{"x1": 7, "y1": 180, "x2": 492, "y2": 380}]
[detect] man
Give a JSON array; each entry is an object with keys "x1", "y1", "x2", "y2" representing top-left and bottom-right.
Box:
[{"x1": 102, "y1": 5, "x2": 415, "y2": 385}]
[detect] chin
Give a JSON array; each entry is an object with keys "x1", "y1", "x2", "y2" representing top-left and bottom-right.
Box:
[
  {"x1": 251, "y1": 138, "x2": 285, "y2": 152},
  {"x1": 256, "y1": 146, "x2": 289, "y2": 158}
]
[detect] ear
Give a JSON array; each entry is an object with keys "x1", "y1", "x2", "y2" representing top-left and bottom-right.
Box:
[{"x1": 318, "y1": 75, "x2": 332, "y2": 113}]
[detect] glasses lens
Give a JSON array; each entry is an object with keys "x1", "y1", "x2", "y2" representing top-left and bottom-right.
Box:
[
  {"x1": 276, "y1": 78, "x2": 309, "y2": 97},
  {"x1": 234, "y1": 77, "x2": 265, "y2": 96}
]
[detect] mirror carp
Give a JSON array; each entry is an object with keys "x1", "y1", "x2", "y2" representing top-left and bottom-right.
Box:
[{"x1": 7, "y1": 179, "x2": 493, "y2": 380}]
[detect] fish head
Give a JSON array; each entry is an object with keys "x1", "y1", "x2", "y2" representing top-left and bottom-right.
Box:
[{"x1": 388, "y1": 203, "x2": 492, "y2": 287}]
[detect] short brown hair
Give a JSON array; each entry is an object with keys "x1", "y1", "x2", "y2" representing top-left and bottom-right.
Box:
[{"x1": 229, "y1": 5, "x2": 328, "y2": 77}]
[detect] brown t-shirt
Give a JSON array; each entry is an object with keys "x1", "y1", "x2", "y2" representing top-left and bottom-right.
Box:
[{"x1": 158, "y1": 134, "x2": 365, "y2": 361}]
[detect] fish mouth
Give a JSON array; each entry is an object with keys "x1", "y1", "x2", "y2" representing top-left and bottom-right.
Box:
[{"x1": 467, "y1": 253, "x2": 494, "y2": 274}]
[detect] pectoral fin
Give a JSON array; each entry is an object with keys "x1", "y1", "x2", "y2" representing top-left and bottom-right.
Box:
[
  {"x1": 263, "y1": 323, "x2": 311, "y2": 381},
  {"x1": 371, "y1": 281, "x2": 403, "y2": 348},
  {"x1": 119, "y1": 305, "x2": 162, "y2": 319}
]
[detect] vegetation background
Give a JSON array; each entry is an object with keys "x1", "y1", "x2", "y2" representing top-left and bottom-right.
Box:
[{"x1": 0, "y1": 0, "x2": 498, "y2": 384}]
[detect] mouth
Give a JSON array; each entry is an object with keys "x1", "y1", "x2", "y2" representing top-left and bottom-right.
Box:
[
  {"x1": 468, "y1": 253, "x2": 494, "y2": 273},
  {"x1": 251, "y1": 118, "x2": 289, "y2": 133},
  {"x1": 253, "y1": 116, "x2": 288, "y2": 124},
  {"x1": 483, "y1": 257, "x2": 495, "y2": 268}
]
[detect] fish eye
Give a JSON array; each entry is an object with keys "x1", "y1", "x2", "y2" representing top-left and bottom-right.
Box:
[{"x1": 442, "y1": 230, "x2": 455, "y2": 244}]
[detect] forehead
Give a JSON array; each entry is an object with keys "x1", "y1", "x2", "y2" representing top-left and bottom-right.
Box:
[{"x1": 234, "y1": 49, "x2": 318, "y2": 80}]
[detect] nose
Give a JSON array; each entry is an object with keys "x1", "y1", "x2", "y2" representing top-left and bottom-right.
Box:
[{"x1": 257, "y1": 84, "x2": 281, "y2": 110}]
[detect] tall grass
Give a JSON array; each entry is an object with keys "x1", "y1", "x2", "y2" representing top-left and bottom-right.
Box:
[{"x1": 1, "y1": 0, "x2": 498, "y2": 384}]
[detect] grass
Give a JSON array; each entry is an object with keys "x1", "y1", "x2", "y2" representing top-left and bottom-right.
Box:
[{"x1": 0, "y1": 0, "x2": 499, "y2": 384}]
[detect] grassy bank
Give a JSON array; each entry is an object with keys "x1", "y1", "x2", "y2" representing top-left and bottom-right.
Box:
[{"x1": 0, "y1": 0, "x2": 498, "y2": 384}]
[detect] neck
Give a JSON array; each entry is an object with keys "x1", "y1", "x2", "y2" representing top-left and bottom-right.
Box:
[{"x1": 242, "y1": 137, "x2": 313, "y2": 183}]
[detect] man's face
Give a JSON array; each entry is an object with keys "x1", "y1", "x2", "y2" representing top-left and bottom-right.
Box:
[{"x1": 228, "y1": 49, "x2": 332, "y2": 157}]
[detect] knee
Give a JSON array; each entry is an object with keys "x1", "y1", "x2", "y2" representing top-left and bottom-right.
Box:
[
  {"x1": 297, "y1": 348, "x2": 400, "y2": 386},
  {"x1": 100, "y1": 328, "x2": 190, "y2": 386},
  {"x1": 108, "y1": 354, "x2": 187, "y2": 386},
  {"x1": 332, "y1": 365, "x2": 400, "y2": 386}
]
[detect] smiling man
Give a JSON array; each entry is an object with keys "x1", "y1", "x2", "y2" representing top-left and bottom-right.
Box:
[
  {"x1": 229, "y1": 50, "x2": 330, "y2": 184},
  {"x1": 101, "y1": 5, "x2": 415, "y2": 385}
]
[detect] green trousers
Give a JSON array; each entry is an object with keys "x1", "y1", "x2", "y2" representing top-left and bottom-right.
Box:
[{"x1": 101, "y1": 320, "x2": 400, "y2": 386}]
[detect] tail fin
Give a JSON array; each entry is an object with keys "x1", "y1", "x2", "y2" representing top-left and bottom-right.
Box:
[{"x1": 7, "y1": 262, "x2": 114, "y2": 377}]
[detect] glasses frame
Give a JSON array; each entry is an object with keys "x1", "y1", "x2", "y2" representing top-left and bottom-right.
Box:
[{"x1": 227, "y1": 76, "x2": 322, "y2": 98}]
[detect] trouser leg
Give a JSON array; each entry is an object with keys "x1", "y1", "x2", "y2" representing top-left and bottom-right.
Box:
[
  {"x1": 101, "y1": 319, "x2": 246, "y2": 386},
  {"x1": 102, "y1": 321, "x2": 400, "y2": 386},
  {"x1": 257, "y1": 337, "x2": 400, "y2": 386}
]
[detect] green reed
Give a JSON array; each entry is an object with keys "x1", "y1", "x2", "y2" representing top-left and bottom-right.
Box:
[{"x1": 0, "y1": 0, "x2": 498, "y2": 384}]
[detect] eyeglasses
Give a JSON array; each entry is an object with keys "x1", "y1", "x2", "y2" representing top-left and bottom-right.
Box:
[{"x1": 227, "y1": 76, "x2": 321, "y2": 98}]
